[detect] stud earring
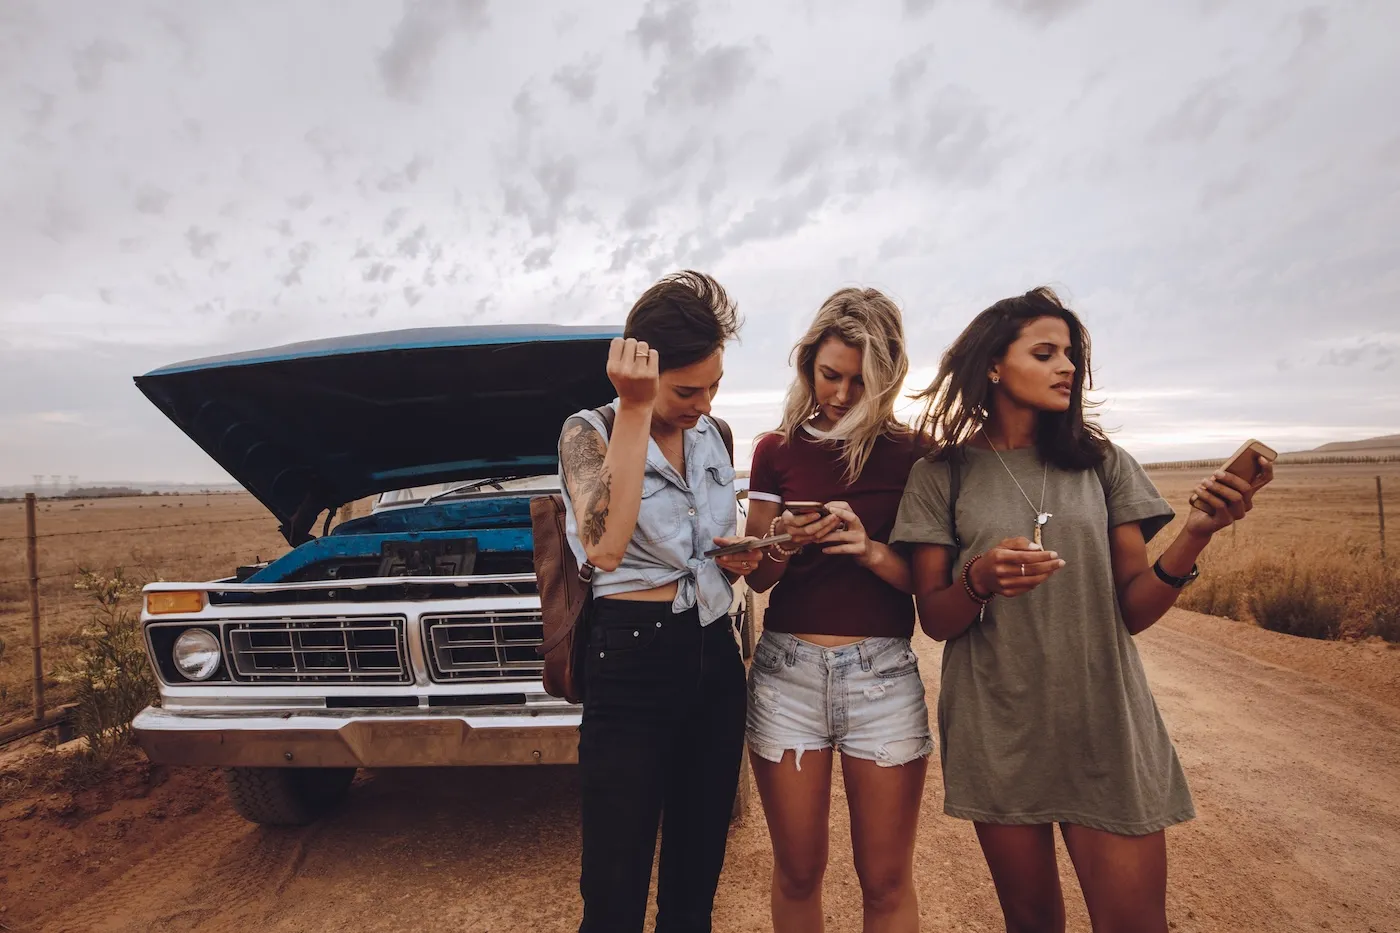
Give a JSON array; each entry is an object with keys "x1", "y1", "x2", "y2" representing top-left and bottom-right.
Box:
[{"x1": 990, "y1": 373, "x2": 1000, "y2": 384}]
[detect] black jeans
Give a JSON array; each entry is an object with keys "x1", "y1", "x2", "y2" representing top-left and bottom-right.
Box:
[{"x1": 577, "y1": 599, "x2": 747, "y2": 933}]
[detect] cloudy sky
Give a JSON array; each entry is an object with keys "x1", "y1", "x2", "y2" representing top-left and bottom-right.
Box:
[{"x1": 2, "y1": 0, "x2": 1397, "y2": 487}]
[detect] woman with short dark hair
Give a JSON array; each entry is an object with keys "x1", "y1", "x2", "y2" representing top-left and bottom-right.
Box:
[{"x1": 558, "y1": 270, "x2": 760, "y2": 933}]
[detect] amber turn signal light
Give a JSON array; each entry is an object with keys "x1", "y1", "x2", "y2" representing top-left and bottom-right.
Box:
[{"x1": 146, "y1": 591, "x2": 205, "y2": 615}]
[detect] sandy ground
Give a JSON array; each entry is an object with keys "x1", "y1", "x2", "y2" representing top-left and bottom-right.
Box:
[{"x1": 3, "y1": 609, "x2": 1399, "y2": 932}]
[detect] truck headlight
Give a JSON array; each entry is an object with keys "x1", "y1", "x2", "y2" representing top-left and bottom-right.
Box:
[{"x1": 173, "y1": 629, "x2": 221, "y2": 681}]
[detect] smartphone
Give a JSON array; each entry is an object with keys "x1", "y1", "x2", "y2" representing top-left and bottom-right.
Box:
[
  {"x1": 704, "y1": 533, "x2": 793, "y2": 558},
  {"x1": 784, "y1": 501, "x2": 830, "y2": 518},
  {"x1": 1188, "y1": 439, "x2": 1278, "y2": 513}
]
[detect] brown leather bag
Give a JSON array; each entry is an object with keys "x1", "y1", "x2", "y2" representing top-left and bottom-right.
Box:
[{"x1": 532, "y1": 407, "x2": 733, "y2": 703}]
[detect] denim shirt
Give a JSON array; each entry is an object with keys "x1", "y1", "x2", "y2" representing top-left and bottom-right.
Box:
[{"x1": 559, "y1": 401, "x2": 737, "y2": 626}]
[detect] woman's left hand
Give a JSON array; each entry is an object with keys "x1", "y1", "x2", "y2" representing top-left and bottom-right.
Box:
[
  {"x1": 1184, "y1": 455, "x2": 1275, "y2": 537},
  {"x1": 711, "y1": 536, "x2": 764, "y2": 576},
  {"x1": 813, "y1": 502, "x2": 871, "y2": 563}
]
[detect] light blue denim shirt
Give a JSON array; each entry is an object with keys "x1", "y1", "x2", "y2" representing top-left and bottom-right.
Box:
[{"x1": 559, "y1": 401, "x2": 737, "y2": 626}]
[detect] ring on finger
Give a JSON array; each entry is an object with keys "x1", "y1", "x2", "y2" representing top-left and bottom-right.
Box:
[{"x1": 1020, "y1": 563, "x2": 1025, "y2": 576}]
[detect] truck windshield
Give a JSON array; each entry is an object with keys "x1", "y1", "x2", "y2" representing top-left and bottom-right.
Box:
[{"x1": 375, "y1": 476, "x2": 561, "y2": 508}]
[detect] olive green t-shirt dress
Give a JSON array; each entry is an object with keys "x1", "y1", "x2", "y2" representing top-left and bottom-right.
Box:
[{"x1": 891, "y1": 443, "x2": 1195, "y2": 835}]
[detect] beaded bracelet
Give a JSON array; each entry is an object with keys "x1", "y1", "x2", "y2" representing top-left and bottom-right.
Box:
[
  {"x1": 961, "y1": 553, "x2": 993, "y2": 605},
  {"x1": 767, "y1": 515, "x2": 802, "y2": 559}
]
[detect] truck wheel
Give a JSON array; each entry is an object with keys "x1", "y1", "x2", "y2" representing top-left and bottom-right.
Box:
[{"x1": 222, "y1": 767, "x2": 356, "y2": 826}]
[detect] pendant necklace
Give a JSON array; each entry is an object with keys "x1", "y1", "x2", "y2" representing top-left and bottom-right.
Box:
[{"x1": 981, "y1": 427, "x2": 1052, "y2": 546}]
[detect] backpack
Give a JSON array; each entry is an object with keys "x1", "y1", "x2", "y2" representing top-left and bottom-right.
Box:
[
  {"x1": 532, "y1": 407, "x2": 734, "y2": 703},
  {"x1": 945, "y1": 446, "x2": 1109, "y2": 550}
]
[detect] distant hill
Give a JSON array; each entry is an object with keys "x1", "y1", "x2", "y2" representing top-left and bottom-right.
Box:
[{"x1": 1308, "y1": 434, "x2": 1400, "y2": 454}]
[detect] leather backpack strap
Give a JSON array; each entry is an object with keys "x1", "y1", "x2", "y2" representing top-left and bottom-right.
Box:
[{"x1": 709, "y1": 415, "x2": 735, "y2": 465}]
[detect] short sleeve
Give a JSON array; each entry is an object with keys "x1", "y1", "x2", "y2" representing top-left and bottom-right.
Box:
[
  {"x1": 747, "y1": 432, "x2": 784, "y2": 504},
  {"x1": 890, "y1": 457, "x2": 957, "y2": 548},
  {"x1": 1103, "y1": 444, "x2": 1174, "y2": 543}
]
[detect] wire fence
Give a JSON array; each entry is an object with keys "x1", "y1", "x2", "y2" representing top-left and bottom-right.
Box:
[{"x1": 0, "y1": 493, "x2": 294, "y2": 725}]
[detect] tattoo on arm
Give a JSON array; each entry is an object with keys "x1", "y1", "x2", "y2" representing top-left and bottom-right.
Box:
[{"x1": 561, "y1": 422, "x2": 612, "y2": 548}]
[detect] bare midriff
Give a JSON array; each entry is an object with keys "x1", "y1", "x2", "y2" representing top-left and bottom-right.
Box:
[
  {"x1": 603, "y1": 581, "x2": 680, "y2": 602},
  {"x1": 788, "y1": 632, "x2": 866, "y2": 648}
]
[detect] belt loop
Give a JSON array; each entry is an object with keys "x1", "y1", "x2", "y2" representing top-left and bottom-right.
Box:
[
  {"x1": 784, "y1": 635, "x2": 797, "y2": 668},
  {"x1": 859, "y1": 640, "x2": 873, "y2": 672}
]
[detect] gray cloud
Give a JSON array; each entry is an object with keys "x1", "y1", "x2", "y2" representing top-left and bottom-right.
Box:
[
  {"x1": 904, "y1": 0, "x2": 939, "y2": 16},
  {"x1": 634, "y1": 0, "x2": 758, "y2": 110},
  {"x1": 378, "y1": 0, "x2": 489, "y2": 102},
  {"x1": 995, "y1": 0, "x2": 1089, "y2": 25},
  {"x1": 396, "y1": 224, "x2": 430, "y2": 259},
  {"x1": 502, "y1": 156, "x2": 579, "y2": 237},
  {"x1": 134, "y1": 187, "x2": 171, "y2": 215},
  {"x1": 72, "y1": 39, "x2": 132, "y2": 92},
  {"x1": 553, "y1": 60, "x2": 599, "y2": 103},
  {"x1": 184, "y1": 226, "x2": 218, "y2": 259},
  {"x1": 899, "y1": 91, "x2": 1007, "y2": 186},
  {"x1": 891, "y1": 50, "x2": 931, "y2": 100},
  {"x1": 1149, "y1": 78, "x2": 1236, "y2": 143},
  {"x1": 523, "y1": 246, "x2": 554, "y2": 271}
]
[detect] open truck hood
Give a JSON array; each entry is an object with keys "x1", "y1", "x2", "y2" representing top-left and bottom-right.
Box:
[{"x1": 135, "y1": 324, "x2": 620, "y2": 545}]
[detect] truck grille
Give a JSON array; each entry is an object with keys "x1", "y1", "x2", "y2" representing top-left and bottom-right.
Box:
[
  {"x1": 421, "y1": 612, "x2": 545, "y2": 682},
  {"x1": 227, "y1": 616, "x2": 410, "y2": 684}
]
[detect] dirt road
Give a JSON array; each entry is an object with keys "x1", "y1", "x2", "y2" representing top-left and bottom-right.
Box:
[{"x1": 6, "y1": 610, "x2": 1400, "y2": 932}]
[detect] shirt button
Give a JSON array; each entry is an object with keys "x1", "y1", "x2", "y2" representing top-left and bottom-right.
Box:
[{"x1": 688, "y1": 507, "x2": 696, "y2": 516}]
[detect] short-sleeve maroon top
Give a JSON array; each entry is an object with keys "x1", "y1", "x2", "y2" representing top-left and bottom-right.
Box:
[{"x1": 748, "y1": 426, "x2": 923, "y2": 638}]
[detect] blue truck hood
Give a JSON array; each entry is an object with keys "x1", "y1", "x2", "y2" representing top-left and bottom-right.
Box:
[{"x1": 135, "y1": 324, "x2": 620, "y2": 545}]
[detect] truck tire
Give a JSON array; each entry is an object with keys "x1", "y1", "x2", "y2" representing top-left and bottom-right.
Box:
[{"x1": 222, "y1": 767, "x2": 356, "y2": 826}]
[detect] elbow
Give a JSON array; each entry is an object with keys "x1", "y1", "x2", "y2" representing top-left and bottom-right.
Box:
[{"x1": 584, "y1": 548, "x2": 624, "y2": 573}]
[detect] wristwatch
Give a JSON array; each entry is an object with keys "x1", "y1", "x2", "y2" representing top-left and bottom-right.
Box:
[{"x1": 1152, "y1": 558, "x2": 1200, "y2": 589}]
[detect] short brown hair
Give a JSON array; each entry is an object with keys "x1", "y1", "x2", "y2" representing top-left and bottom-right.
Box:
[{"x1": 624, "y1": 270, "x2": 741, "y2": 371}]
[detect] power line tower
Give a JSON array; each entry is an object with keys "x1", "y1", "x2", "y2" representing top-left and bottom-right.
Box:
[
  {"x1": 69, "y1": 475, "x2": 78, "y2": 489},
  {"x1": 33, "y1": 474, "x2": 42, "y2": 494}
]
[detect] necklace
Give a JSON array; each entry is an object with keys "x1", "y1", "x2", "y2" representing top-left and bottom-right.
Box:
[
  {"x1": 652, "y1": 430, "x2": 685, "y2": 472},
  {"x1": 981, "y1": 427, "x2": 1052, "y2": 546}
]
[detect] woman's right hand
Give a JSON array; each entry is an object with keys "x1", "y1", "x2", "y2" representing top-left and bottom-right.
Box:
[
  {"x1": 969, "y1": 536, "x2": 1066, "y2": 598},
  {"x1": 606, "y1": 337, "x2": 659, "y2": 408},
  {"x1": 778, "y1": 509, "x2": 844, "y2": 548}
]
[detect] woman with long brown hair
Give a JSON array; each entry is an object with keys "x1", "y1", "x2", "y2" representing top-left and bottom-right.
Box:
[
  {"x1": 742, "y1": 287, "x2": 930, "y2": 933},
  {"x1": 891, "y1": 286, "x2": 1272, "y2": 933}
]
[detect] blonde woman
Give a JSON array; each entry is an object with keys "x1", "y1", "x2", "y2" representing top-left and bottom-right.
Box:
[{"x1": 743, "y1": 288, "x2": 930, "y2": 933}]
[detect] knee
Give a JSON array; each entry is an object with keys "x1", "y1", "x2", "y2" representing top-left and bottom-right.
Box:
[
  {"x1": 857, "y1": 867, "x2": 913, "y2": 915},
  {"x1": 773, "y1": 858, "x2": 826, "y2": 902},
  {"x1": 1001, "y1": 897, "x2": 1063, "y2": 933}
]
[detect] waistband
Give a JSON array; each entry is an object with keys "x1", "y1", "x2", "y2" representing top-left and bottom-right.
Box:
[
  {"x1": 593, "y1": 598, "x2": 701, "y2": 627},
  {"x1": 761, "y1": 630, "x2": 908, "y2": 669}
]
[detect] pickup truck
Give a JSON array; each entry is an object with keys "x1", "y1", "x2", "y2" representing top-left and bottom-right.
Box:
[{"x1": 129, "y1": 325, "x2": 752, "y2": 825}]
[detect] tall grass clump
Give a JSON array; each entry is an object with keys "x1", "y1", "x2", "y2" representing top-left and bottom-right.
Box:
[
  {"x1": 1248, "y1": 563, "x2": 1345, "y2": 640},
  {"x1": 1366, "y1": 571, "x2": 1400, "y2": 642},
  {"x1": 1177, "y1": 565, "x2": 1243, "y2": 619},
  {"x1": 58, "y1": 568, "x2": 157, "y2": 767}
]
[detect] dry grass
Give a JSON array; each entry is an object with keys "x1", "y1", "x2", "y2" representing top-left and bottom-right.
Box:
[
  {"x1": 1148, "y1": 462, "x2": 1400, "y2": 641},
  {"x1": 0, "y1": 463, "x2": 1395, "y2": 723}
]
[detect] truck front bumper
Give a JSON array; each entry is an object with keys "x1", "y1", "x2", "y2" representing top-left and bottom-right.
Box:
[{"x1": 133, "y1": 705, "x2": 581, "y2": 768}]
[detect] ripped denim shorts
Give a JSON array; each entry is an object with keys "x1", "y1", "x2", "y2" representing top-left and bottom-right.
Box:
[{"x1": 746, "y1": 630, "x2": 933, "y2": 769}]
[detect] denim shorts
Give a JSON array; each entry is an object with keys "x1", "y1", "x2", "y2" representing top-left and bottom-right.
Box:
[{"x1": 746, "y1": 630, "x2": 934, "y2": 769}]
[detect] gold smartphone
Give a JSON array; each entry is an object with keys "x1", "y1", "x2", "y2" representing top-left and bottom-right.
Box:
[
  {"x1": 784, "y1": 500, "x2": 830, "y2": 517},
  {"x1": 1188, "y1": 439, "x2": 1278, "y2": 513}
]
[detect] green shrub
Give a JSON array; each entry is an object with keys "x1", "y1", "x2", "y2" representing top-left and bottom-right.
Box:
[
  {"x1": 58, "y1": 569, "x2": 157, "y2": 766},
  {"x1": 1249, "y1": 564, "x2": 1344, "y2": 640}
]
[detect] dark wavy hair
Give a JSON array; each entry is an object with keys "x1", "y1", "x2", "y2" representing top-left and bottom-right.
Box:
[
  {"x1": 911, "y1": 286, "x2": 1108, "y2": 470},
  {"x1": 624, "y1": 270, "x2": 741, "y2": 372}
]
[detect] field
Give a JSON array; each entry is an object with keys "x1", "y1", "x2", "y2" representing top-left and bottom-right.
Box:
[
  {"x1": 0, "y1": 462, "x2": 1396, "y2": 725},
  {"x1": 2, "y1": 462, "x2": 1400, "y2": 931}
]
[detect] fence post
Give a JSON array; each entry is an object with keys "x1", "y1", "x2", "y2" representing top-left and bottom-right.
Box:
[
  {"x1": 25, "y1": 493, "x2": 43, "y2": 721},
  {"x1": 1379, "y1": 476, "x2": 1387, "y2": 562}
]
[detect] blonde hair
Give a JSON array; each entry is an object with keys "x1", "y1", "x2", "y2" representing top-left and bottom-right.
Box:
[{"x1": 774, "y1": 288, "x2": 911, "y2": 484}]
